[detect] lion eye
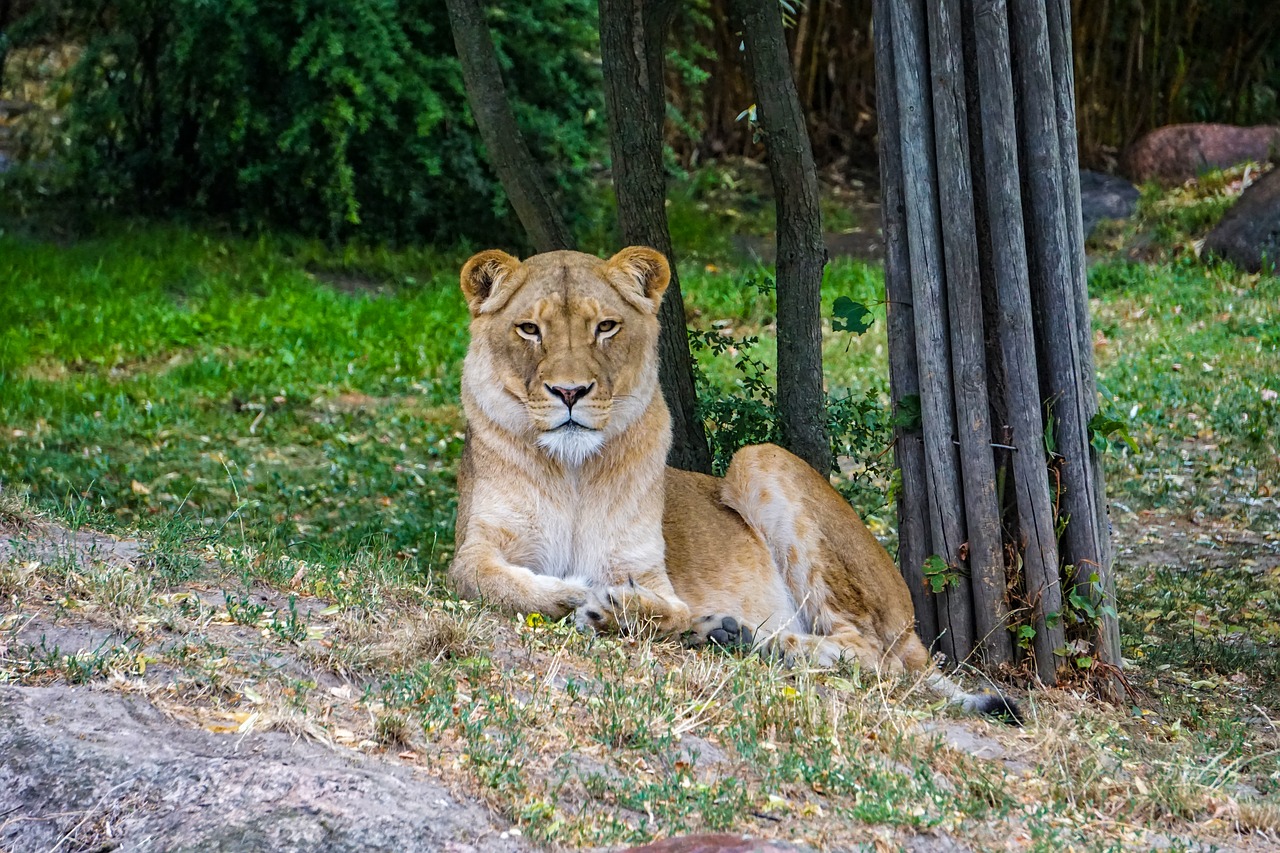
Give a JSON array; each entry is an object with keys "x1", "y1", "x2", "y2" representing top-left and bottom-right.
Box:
[
  {"x1": 596, "y1": 320, "x2": 619, "y2": 336},
  {"x1": 516, "y1": 322, "x2": 540, "y2": 338}
]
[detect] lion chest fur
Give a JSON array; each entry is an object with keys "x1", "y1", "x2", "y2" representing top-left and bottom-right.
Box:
[{"x1": 457, "y1": 402, "x2": 669, "y2": 585}]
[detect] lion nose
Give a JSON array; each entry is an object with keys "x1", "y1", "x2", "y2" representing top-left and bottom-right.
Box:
[{"x1": 546, "y1": 383, "x2": 593, "y2": 409}]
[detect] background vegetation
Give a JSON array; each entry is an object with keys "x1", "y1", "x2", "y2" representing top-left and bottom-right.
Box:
[
  {"x1": 1, "y1": 0, "x2": 602, "y2": 244},
  {"x1": 4, "y1": 1, "x2": 1280, "y2": 242}
]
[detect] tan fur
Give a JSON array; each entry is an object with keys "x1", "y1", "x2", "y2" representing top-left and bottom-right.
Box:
[
  {"x1": 450, "y1": 249, "x2": 1001, "y2": 714},
  {"x1": 450, "y1": 248, "x2": 690, "y2": 634}
]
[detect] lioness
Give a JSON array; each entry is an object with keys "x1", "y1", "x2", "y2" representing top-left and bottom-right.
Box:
[{"x1": 449, "y1": 246, "x2": 1018, "y2": 720}]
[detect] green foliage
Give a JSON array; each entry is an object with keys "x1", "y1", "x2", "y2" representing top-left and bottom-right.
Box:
[
  {"x1": 921, "y1": 554, "x2": 960, "y2": 595},
  {"x1": 1088, "y1": 408, "x2": 1138, "y2": 455},
  {"x1": 223, "y1": 591, "x2": 269, "y2": 627},
  {"x1": 831, "y1": 295, "x2": 873, "y2": 334},
  {"x1": 13, "y1": 0, "x2": 602, "y2": 244},
  {"x1": 663, "y1": 0, "x2": 715, "y2": 171},
  {"x1": 892, "y1": 394, "x2": 922, "y2": 430},
  {"x1": 687, "y1": 271, "x2": 892, "y2": 515}
]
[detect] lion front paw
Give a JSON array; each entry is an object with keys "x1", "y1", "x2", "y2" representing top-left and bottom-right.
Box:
[
  {"x1": 685, "y1": 613, "x2": 755, "y2": 651},
  {"x1": 573, "y1": 588, "x2": 617, "y2": 634},
  {"x1": 532, "y1": 576, "x2": 592, "y2": 622}
]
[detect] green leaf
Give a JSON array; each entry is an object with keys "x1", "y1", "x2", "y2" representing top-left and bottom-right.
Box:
[
  {"x1": 1076, "y1": 654, "x2": 1094, "y2": 669},
  {"x1": 922, "y1": 554, "x2": 955, "y2": 594},
  {"x1": 832, "y1": 296, "x2": 874, "y2": 334},
  {"x1": 1088, "y1": 410, "x2": 1139, "y2": 453}
]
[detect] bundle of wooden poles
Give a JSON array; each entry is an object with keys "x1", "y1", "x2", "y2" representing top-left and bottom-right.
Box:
[{"x1": 873, "y1": 0, "x2": 1119, "y2": 686}]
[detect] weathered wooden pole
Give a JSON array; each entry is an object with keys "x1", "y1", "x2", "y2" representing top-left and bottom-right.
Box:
[
  {"x1": 925, "y1": 0, "x2": 1013, "y2": 667},
  {"x1": 887, "y1": 0, "x2": 974, "y2": 664},
  {"x1": 874, "y1": 0, "x2": 936, "y2": 643},
  {"x1": 1047, "y1": 0, "x2": 1122, "y2": 691},
  {"x1": 970, "y1": 0, "x2": 1067, "y2": 681}
]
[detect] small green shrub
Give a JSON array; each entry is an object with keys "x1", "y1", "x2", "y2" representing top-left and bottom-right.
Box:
[{"x1": 689, "y1": 273, "x2": 891, "y2": 517}]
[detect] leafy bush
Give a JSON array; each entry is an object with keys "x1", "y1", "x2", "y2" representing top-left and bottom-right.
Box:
[
  {"x1": 689, "y1": 304, "x2": 892, "y2": 518},
  {"x1": 15, "y1": 0, "x2": 602, "y2": 245}
]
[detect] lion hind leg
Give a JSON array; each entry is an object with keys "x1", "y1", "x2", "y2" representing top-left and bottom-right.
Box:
[
  {"x1": 721, "y1": 447, "x2": 818, "y2": 603},
  {"x1": 720, "y1": 443, "x2": 856, "y2": 634}
]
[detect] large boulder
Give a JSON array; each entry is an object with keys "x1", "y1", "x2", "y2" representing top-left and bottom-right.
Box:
[
  {"x1": 0, "y1": 685, "x2": 527, "y2": 853},
  {"x1": 1203, "y1": 168, "x2": 1280, "y2": 272},
  {"x1": 1123, "y1": 123, "x2": 1280, "y2": 186},
  {"x1": 1078, "y1": 170, "x2": 1139, "y2": 236}
]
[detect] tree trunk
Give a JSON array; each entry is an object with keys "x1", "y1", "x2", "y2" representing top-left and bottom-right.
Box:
[
  {"x1": 444, "y1": 0, "x2": 574, "y2": 253},
  {"x1": 729, "y1": 0, "x2": 832, "y2": 475},
  {"x1": 598, "y1": 0, "x2": 712, "y2": 474}
]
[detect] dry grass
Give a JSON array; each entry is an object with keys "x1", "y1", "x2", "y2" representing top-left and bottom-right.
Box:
[
  {"x1": 2, "y1": 495, "x2": 1277, "y2": 851},
  {"x1": 311, "y1": 605, "x2": 483, "y2": 676}
]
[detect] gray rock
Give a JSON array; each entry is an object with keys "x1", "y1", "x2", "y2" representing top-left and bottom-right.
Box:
[
  {"x1": 1203, "y1": 168, "x2": 1280, "y2": 273},
  {"x1": 0, "y1": 685, "x2": 526, "y2": 853},
  {"x1": 1078, "y1": 169, "x2": 1139, "y2": 237}
]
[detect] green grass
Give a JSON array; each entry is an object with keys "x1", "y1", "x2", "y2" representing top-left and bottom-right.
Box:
[
  {"x1": 1090, "y1": 257, "x2": 1279, "y2": 515},
  {"x1": 0, "y1": 225, "x2": 470, "y2": 587}
]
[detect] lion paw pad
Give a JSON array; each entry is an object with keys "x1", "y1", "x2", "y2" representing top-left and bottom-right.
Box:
[{"x1": 690, "y1": 614, "x2": 754, "y2": 650}]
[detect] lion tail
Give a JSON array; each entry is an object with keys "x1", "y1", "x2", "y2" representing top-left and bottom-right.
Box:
[{"x1": 923, "y1": 668, "x2": 1024, "y2": 725}]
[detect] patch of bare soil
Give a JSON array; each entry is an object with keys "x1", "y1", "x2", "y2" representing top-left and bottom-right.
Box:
[
  {"x1": 1114, "y1": 508, "x2": 1280, "y2": 575},
  {"x1": 306, "y1": 267, "x2": 395, "y2": 297}
]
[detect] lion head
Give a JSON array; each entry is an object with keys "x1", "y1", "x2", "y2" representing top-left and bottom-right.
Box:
[{"x1": 458, "y1": 247, "x2": 671, "y2": 466}]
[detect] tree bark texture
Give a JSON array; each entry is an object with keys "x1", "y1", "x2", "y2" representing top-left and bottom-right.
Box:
[
  {"x1": 873, "y1": 0, "x2": 1114, "y2": 684},
  {"x1": 874, "y1": 0, "x2": 937, "y2": 643},
  {"x1": 598, "y1": 0, "x2": 713, "y2": 474},
  {"x1": 445, "y1": 0, "x2": 574, "y2": 253},
  {"x1": 729, "y1": 0, "x2": 832, "y2": 475}
]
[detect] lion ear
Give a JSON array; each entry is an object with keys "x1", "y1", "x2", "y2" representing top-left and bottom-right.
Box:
[
  {"x1": 607, "y1": 246, "x2": 671, "y2": 312},
  {"x1": 460, "y1": 250, "x2": 521, "y2": 315}
]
